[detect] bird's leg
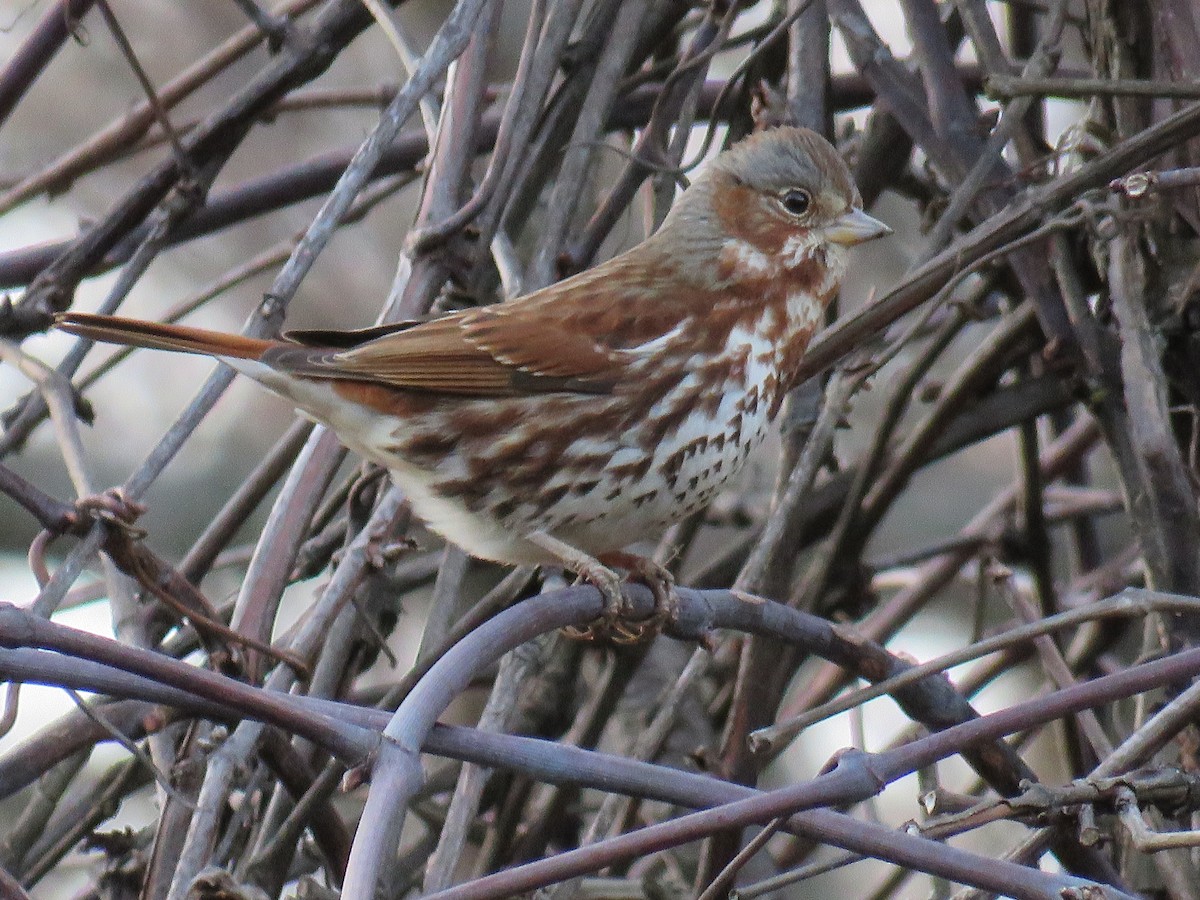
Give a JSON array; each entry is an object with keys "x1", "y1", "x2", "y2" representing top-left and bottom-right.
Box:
[
  {"x1": 526, "y1": 531, "x2": 640, "y2": 641},
  {"x1": 599, "y1": 550, "x2": 678, "y2": 640}
]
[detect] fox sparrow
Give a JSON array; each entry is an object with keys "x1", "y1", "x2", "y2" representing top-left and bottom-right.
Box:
[{"x1": 56, "y1": 126, "x2": 889, "y2": 627}]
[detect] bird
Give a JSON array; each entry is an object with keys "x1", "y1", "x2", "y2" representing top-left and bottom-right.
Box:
[{"x1": 56, "y1": 126, "x2": 890, "y2": 631}]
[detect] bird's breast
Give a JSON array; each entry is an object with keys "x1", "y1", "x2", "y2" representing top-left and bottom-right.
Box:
[{"x1": 308, "y1": 299, "x2": 823, "y2": 561}]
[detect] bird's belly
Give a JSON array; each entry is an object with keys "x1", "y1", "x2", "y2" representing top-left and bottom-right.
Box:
[
  {"x1": 582, "y1": 399, "x2": 770, "y2": 529},
  {"x1": 271, "y1": 367, "x2": 776, "y2": 564},
  {"x1": 392, "y1": 386, "x2": 772, "y2": 562}
]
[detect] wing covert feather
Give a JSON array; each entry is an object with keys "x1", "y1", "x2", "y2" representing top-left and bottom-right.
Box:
[{"x1": 270, "y1": 252, "x2": 684, "y2": 397}]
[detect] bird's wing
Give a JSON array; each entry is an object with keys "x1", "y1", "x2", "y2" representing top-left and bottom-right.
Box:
[
  {"x1": 334, "y1": 307, "x2": 623, "y2": 395},
  {"x1": 287, "y1": 255, "x2": 690, "y2": 396},
  {"x1": 273, "y1": 300, "x2": 622, "y2": 397}
]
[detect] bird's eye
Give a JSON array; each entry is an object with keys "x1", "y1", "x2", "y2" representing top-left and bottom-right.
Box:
[{"x1": 781, "y1": 188, "x2": 812, "y2": 216}]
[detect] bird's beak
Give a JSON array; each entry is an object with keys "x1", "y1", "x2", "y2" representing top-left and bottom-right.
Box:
[{"x1": 825, "y1": 208, "x2": 892, "y2": 246}]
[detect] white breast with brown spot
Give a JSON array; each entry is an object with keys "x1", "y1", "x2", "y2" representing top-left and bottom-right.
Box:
[
  {"x1": 297, "y1": 314, "x2": 798, "y2": 565},
  {"x1": 523, "y1": 285, "x2": 828, "y2": 558}
]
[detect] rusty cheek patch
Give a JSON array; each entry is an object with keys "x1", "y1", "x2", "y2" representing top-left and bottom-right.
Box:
[
  {"x1": 711, "y1": 174, "x2": 756, "y2": 234},
  {"x1": 712, "y1": 173, "x2": 829, "y2": 259},
  {"x1": 712, "y1": 176, "x2": 789, "y2": 255}
]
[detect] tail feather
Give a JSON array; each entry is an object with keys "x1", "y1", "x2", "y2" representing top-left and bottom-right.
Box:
[{"x1": 54, "y1": 313, "x2": 274, "y2": 360}]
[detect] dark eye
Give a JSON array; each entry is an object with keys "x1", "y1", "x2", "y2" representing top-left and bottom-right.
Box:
[{"x1": 781, "y1": 188, "x2": 812, "y2": 216}]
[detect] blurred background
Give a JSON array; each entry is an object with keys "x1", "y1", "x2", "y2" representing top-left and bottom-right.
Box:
[{"x1": 0, "y1": 1, "x2": 1172, "y2": 898}]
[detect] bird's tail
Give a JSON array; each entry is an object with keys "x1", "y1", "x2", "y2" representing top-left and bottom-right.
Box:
[{"x1": 55, "y1": 313, "x2": 274, "y2": 360}]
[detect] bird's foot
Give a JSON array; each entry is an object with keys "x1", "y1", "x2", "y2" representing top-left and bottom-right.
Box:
[
  {"x1": 567, "y1": 560, "x2": 642, "y2": 643},
  {"x1": 598, "y1": 550, "x2": 677, "y2": 642},
  {"x1": 527, "y1": 532, "x2": 639, "y2": 641},
  {"x1": 526, "y1": 533, "x2": 675, "y2": 643}
]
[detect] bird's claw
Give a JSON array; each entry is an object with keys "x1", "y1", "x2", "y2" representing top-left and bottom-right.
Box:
[
  {"x1": 641, "y1": 563, "x2": 679, "y2": 635},
  {"x1": 563, "y1": 561, "x2": 640, "y2": 642},
  {"x1": 603, "y1": 552, "x2": 678, "y2": 643},
  {"x1": 566, "y1": 554, "x2": 678, "y2": 644},
  {"x1": 526, "y1": 531, "x2": 674, "y2": 643}
]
